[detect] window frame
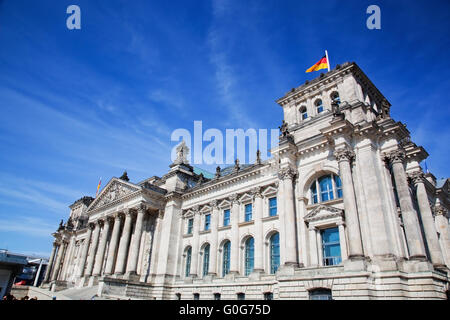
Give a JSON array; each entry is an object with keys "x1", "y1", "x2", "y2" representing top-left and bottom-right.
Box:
[{"x1": 268, "y1": 197, "x2": 277, "y2": 217}]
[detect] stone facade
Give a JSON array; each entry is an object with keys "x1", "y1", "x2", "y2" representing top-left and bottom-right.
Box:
[{"x1": 42, "y1": 62, "x2": 450, "y2": 300}]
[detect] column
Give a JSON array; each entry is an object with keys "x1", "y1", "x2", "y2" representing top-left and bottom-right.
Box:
[
  {"x1": 85, "y1": 221, "x2": 101, "y2": 277},
  {"x1": 51, "y1": 240, "x2": 67, "y2": 281},
  {"x1": 104, "y1": 213, "x2": 122, "y2": 275},
  {"x1": 127, "y1": 204, "x2": 147, "y2": 275},
  {"x1": 333, "y1": 148, "x2": 364, "y2": 259},
  {"x1": 190, "y1": 208, "x2": 200, "y2": 277},
  {"x1": 252, "y1": 188, "x2": 264, "y2": 272},
  {"x1": 209, "y1": 201, "x2": 219, "y2": 275},
  {"x1": 115, "y1": 210, "x2": 134, "y2": 275},
  {"x1": 317, "y1": 230, "x2": 323, "y2": 266},
  {"x1": 93, "y1": 217, "x2": 112, "y2": 276},
  {"x1": 279, "y1": 168, "x2": 298, "y2": 266},
  {"x1": 77, "y1": 224, "x2": 94, "y2": 277},
  {"x1": 388, "y1": 150, "x2": 426, "y2": 260},
  {"x1": 433, "y1": 203, "x2": 450, "y2": 266},
  {"x1": 43, "y1": 242, "x2": 58, "y2": 283},
  {"x1": 337, "y1": 222, "x2": 348, "y2": 261},
  {"x1": 230, "y1": 194, "x2": 240, "y2": 274},
  {"x1": 309, "y1": 227, "x2": 319, "y2": 266},
  {"x1": 410, "y1": 172, "x2": 445, "y2": 267}
]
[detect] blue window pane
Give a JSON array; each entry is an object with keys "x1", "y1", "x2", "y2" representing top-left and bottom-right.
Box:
[
  {"x1": 203, "y1": 245, "x2": 210, "y2": 276},
  {"x1": 310, "y1": 289, "x2": 332, "y2": 300},
  {"x1": 321, "y1": 228, "x2": 341, "y2": 266},
  {"x1": 245, "y1": 204, "x2": 252, "y2": 222},
  {"x1": 223, "y1": 209, "x2": 230, "y2": 226},
  {"x1": 222, "y1": 241, "x2": 230, "y2": 277},
  {"x1": 302, "y1": 112, "x2": 308, "y2": 120},
  {"x1": 185, "y1": 247, "x2": 192, "y2": 277},
  {"x1": 319, "y1": 175, "x2": 334, "y2": 202},
  {"x1": 334, "y1": 175, "x2": 343, "y2": 199},
  {"x1": 187, "y1": 219, "x2": 193, "y2": 234},
  {"x1": 245, "y1": 237, "x2": 254, "y2": 276},
  {"x1": 269, "y1": 197, "x2": 277, "y2": 216},
  {"x1": 205, "y1": 214, "x2": 211, "y2": 231},
  {"x1": 316, "y1": 99, "x2": 324, "y2": 113},
  {"x1": 310, "y1": 182, "x2": 318, "y2": 204},
  {"x1": 270, "y1": 233, "x2": 280, "y2": 274}
]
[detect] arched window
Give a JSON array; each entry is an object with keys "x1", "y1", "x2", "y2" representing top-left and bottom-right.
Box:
[
  {"x1": 270, "y1": 233, "x2": 280, "y2": 274},
  {"x1": 299, "y1": 106, "x2": 308, "y2": 120},
  {"x1": 309, "y1": 174, "x2": 343, "y2": 204},
  {"x1": 330, "y1": 91, "x2": 340, "y2": 105},
  {"x1": 244, "y1": 237, "x2": 254, "y2": 276},
  {"x1": 202, "y1": 244, "x2": 210, "y2": 276},
  {"x1": 185, "y1": 247, "x2": 192, "y2": 277},
  {"x1": 315, "y1": 99, "x2": 324, "y2": 114},
  {"x1": 309, "y1": 288, "x2": 332, "y2": 300},
  {"x1": 222, "y1": 241, "x2": 231, "y2": 277}
]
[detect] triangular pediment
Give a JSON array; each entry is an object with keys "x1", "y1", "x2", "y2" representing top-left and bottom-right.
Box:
[
  {"x1": 87, "y1": 178, "x2": 141, "y2": 212},
  {"x1": 304, "y1": 204, "x2": 343, "y2": 223}
]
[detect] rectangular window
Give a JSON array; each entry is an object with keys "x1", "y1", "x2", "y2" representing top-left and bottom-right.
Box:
[
  {"x1": 321, "y1": 227, "x2": 342, "y2": 266},
  {"x1": 214, "y1": 293, "x2": 221, "y2": 300},
  {"x1": 264, "y1": 292, "x2": 273, "y2": 300},
  {"x1": 237, "y1": 293, "x2": 245, "y2": 300},
  {"x1": 268, "y1": 197, "x2": 277, "y2": 216},
  {"x1": 223, "y1": 209, "x2": 230, "y2": 226},
  {"x1": 204, "y1": 214, "x2": 211, "y2": 231},
  {"x1": 187, "y1": 218, "x2": 193, "y2": 234},
  {"x1": 245, "y1": 204, "x2": 252, "y2": 222},
  {"x1": 193, "y1": 293, "x2": 199, "y2": 300}
]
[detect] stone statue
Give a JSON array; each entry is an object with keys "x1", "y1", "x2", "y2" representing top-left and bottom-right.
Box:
[
  {"x1": 331, "y1": 97, "x2": 344, "y2": 119},
  {"x1": 198, "y1": 173, "x2": 204, "y2": 185},
  {"x1": 278, "y1": 120, "x2": 289, "y2": 137},
  {"x1": 215, "y1": 166, "x2": 221, "y2": 179},
  {"x1": 234, "y1": 158, "x2": 240, "y2": 171},
  {"x1": 256, "y1": 149, "x2": 261, "y2": 165},
  {"x1": 119, "y1": 170, "x2": 130, "y2": 182},
  {"x1": 174, "y1": 140, "x2": 189, "y2": 165}
]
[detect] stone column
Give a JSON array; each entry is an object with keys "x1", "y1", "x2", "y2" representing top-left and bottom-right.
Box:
[
  {"x1": 93, "y1": 218, "x2": 112, "y2": 276},
  {"x1": 317, "y1": 230, "x2": 323, "y2": 266},
  {"x1": 77, "y1": 224, "x2": 94, "y2": 277},
  {"x1": 230, "y1": 194, "x2": 240, "y2": 274},
  {"x1": 85, "y1": 221, "x2": 101, "y2": 276},
  {"x1": 190, "y1": 207, "x2": 200, "y2": 277},
  {"x1": 252, "y1": 187, "x2": 264, "y2": 272},
  {"x1": 43, "y1": 241, "x2": 58, "y2": 283},
  {"x1": 127, "y1": 204, "x2": 147, "y2": 275},
  {"x1": 410, "y1": 172, "x2": 445, "y2": 267},
  {"x1": 51, "y1": 240, "x2": 67, "y2": 281},
  {"x1": 309, "y1": 227, "x2": 319, "y2": 266},
  {"x1": 279, "y1": 168, "x2": 298, "y2": 266},
  {"x1": 387, "y1": 150, "x2": 426, "y2": 260},
  {"x1": 115, "y1": 210, "x2": 134, "y2": 275},
  {"x1": 334, "y1": 148, "x2": 364, "y2": 259},
  {"x1": 433, "y1": 203, "x2": 450, "y2": 266},
  {"x1": 209, "y1": 201, "x2": 219, "y2": 276},
  {"x1": 104, "y1": 213, "x2": 122, "y2": 275},
  {"x1": 337, "y1": 222, "x2": 348, "y2": 261}
]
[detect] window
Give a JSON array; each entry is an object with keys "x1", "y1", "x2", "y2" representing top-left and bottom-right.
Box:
[
  {"x1": 309, "y1": 288, "x2": 332, "y2": 300},
  {"x1": 245, "y1": 204, "x2": 252, "y2": 222},
  {"x1": 245, "y1": 237, "x2": 254, "y2": 276},
  {"x1": 330, "y1": 92, "x2": 340, "y2": 105},
  {"x1": 299, "y1": 106, "x2": 308, "y2": 120},
  {"x1": 321, "y1": 227, "x2": 342, "y2": 266},
  {"x1": 187, "y1": 218, "x2": 193, "y2": 234},
  {"x1": 237, "y1": 293, "x2": 245, "y2": 300},
  {"x1": 204, "y1": 214, "x2": 211, "y2": 231},
  {"x1": 193, "y1": 293, "x2": 199, "y2": 300},
  {"x1": 176, "y1": 293, "x2": 181, "y2": 300},
  {"x1": 222, "y1": 241, "x2": 231, "y2": 277},
  {"x1": 269, "y1": 197, "x2": 277, "y2": 216},
  {"x1": 185, "y1": 247, "x2": 192, "y2": 277},
  {"x1": 309, "y1": 174, "x2": 343, "y2": 204},
  {"x1": 203, "y1": 244, "x2": 210, "y2": 276},
  {"x1": 223, "y1": 209, "x2": 230, "y2": 226},
  {"x1": 214, "y1": 293, "x2": 221, "y2": 300},
  {"x1": 270, "y1": 233, "x2": 280, "y2": 274},
  {"x1": 315, "y1": 99, "x2": 324, "y2": 114},
  {"x1": 264, "y1": 292, "x2": 273, "y2": 300}
]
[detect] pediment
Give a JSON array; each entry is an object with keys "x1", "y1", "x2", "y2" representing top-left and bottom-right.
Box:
[
  {"x1": 304, "y1": 205, "x2": 343, "y2": 223},
  {"x1": 87, "y1": 178, "x2": 141, "y2": 212},
  {"x1": 218, "y1": 199, "x2": 231, "y2": 208},
  {"x1": 239, "y1": 193, "x2": 253, "y2": 203},
  {"x1": 262, "y1": 185, "x2": 277, "y2": 196}
]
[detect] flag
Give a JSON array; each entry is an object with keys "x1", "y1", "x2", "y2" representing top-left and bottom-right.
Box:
[
  {"x1": 306, "y1": 56, "x2": 329, "y2": 73},
  {"x1": 95, "y1": 177, "x2": 102, "y2": 197}
]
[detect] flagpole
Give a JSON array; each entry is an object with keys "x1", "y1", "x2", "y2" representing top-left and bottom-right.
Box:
[{"x1": 325, "y1": 50, "x2": 331, "y2": 72}]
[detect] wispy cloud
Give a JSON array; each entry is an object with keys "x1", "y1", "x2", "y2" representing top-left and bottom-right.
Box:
[{"x1": 0, "y1": 216, "x2": 55, "y2": 238}]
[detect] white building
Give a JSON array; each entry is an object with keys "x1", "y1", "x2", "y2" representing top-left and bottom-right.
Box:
[{"x1": 42, "y1": 62, "x2": 450, "y2": 300}]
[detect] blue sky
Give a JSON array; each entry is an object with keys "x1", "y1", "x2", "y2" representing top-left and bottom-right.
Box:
[{"x1": 0, "y1": 0, "x2": 448, "y2": 257}]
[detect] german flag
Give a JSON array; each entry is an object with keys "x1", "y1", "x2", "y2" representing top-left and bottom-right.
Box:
[{"x1": 306, "y1": 56, "x2": 329, "y2": 73}]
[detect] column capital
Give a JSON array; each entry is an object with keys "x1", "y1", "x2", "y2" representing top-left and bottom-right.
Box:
[
  {"x1": 124, "y1": 208, "x2": 135, "y2": 218},
  {"x1": 333, "y1": 148, "x2": 355, "y2": 163},
  {"x1": 278, "y1": 167, "x2": 296, "y2": 181},
  {"x1": 97, "y1": 219, "x2": 105, "y2": 227},
  {"x1": 88, "y1": 222, "x2": 96, "y2": 230},
  {"x1": 384, "y1": 148, "x2": 406, "y2": 165},
  {"x1": 433, "y1": 203, "x2": 448, "y2": 217},
  {"x1": 251, "y1": 186, "x2": 263, "y2": 199},
  {"x1": 209, "y1": 200, "x2": 219, "y2": 209},
  {"x1": 229, "y1": 193, "x2": 240, "y2": 204},
  {"x1": 408, "y1": 171, "x2": 425, "y2": 186},
  {"x1": 136, "y1": 203, "x2": 148, "y2": 213}
]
